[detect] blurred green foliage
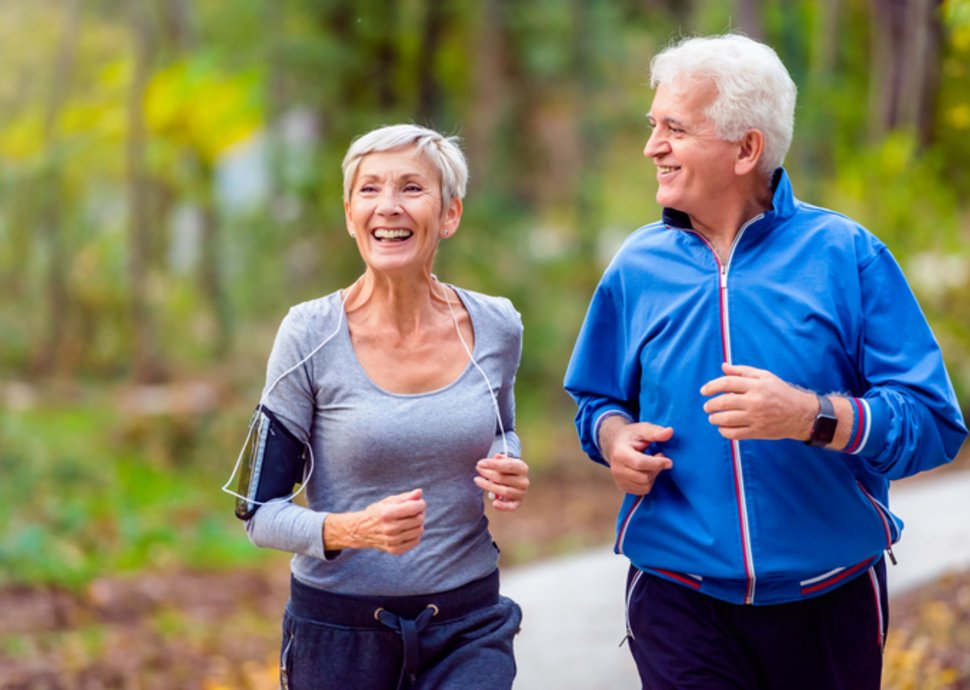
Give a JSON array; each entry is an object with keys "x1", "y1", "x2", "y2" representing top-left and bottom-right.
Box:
[
  {"x1": 0, "y1": 393, "x2": 262, "y2": 587},
  {"x1": 1, "y1": 0, "x2": 969, "y2": 588}
]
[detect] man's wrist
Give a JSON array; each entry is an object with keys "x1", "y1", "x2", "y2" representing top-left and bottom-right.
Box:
[
  {"x1": 805, "y1": 394, "x2": 838, "y2": 447},
  {"x1": 597, "y1": 413, "x2": 631, "y2": 465}
]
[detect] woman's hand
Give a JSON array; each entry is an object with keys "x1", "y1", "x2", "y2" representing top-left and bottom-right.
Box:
[
  {"x1": 323, "y1": 488, "x2": 426, "y2": 555},
  {"x1": 474, "y1": 454, "x2": 530, "y2": 512}
]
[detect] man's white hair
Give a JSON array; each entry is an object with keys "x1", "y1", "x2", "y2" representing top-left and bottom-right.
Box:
[{"x1": 650, "y1": 34, "x2": 797, "y2": 174}]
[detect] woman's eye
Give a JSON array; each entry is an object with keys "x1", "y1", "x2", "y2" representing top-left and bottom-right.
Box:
[{"x1": 404, "y1": 184, "x2": 423, "y2": 193}]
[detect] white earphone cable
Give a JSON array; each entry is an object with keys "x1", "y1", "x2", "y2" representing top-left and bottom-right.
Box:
[
  {"x1": 222, "y1": 278, "x2": 510, "y2": 509},
  {"x1": 221, "y1": 289, "x2": 349, "y2": 505},
  {"x1": 438, "y1": 278, "x2": 510, "y2": 458}
]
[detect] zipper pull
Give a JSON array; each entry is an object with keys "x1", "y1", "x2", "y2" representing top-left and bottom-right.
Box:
[
  {"x1": 886, "y1": 545, "x2": 897, "y2": 566},
  {"x1": 720, "y1": 266, "x2": 727, "y2": 289},
  {"x1": 619, "y1": 629, "x2": 632, "y2": 648}
]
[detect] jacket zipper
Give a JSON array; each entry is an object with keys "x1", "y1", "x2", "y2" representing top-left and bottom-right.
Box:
[
  {"x1": 691, "y1": 214, "x2": 763, "y2": 604},
  {"x1": 615, "y1": 495, "x2": 645, "y2": 554}
]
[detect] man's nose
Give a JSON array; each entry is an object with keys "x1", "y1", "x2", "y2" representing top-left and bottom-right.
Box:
[{"x1": 643, "y1": 130, "x2": 665, "y2": 158}]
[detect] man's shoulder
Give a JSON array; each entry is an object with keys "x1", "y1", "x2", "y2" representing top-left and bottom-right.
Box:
[
  {"x1": 609, "y1": 220, "x2": 673, "y2": 258},
  {"x1": 788, "y1": 201, "x2": 886, "y2": 250}
]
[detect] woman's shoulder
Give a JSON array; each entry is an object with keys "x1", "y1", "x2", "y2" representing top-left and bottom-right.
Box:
[
  {"x1": 278, "y1": 291, "x2": 344, "y2": 340},
  {"x1": 454, "y1": 287, "x2": 522, "y2": 332}
]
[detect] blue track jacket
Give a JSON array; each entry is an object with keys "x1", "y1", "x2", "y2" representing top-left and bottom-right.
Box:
[{"x1": 564, "y1": 169, "x2": 967, "y2": 605}]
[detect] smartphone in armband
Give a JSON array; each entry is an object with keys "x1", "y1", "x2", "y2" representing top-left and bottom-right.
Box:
[{"x1": 235, "y1": 406, "x2": 308, "y2": 520}]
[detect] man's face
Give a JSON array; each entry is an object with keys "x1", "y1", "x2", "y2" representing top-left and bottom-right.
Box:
[{"x1": 643, "y1": 79, "x2": 740, "y2": 220}]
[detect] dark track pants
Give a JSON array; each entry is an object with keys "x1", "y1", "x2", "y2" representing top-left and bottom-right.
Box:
[
  {"x1": 625, "y1": 559, "x2": 888, "y2": 690},
  {"x1": 280, "y1": 570, "x2": 522, "y2": 690}
]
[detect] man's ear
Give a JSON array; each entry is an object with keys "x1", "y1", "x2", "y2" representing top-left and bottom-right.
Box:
[{"x1": 735, "y1": 129, "x2": 765, "y2": 176}]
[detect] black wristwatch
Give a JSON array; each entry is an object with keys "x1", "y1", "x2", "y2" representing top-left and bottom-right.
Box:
[{"x1": 806, "y1": 394, "x2": 837, "y2": 448}]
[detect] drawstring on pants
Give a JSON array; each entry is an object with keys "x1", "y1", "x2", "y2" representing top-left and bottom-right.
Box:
[{"x1": 375, "y1": 604, "x2": 439, "y2": 689}]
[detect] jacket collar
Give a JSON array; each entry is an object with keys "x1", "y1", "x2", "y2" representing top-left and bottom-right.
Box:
[{"x1": 661, "y1": 167, "x2": 796, "y2": 230}]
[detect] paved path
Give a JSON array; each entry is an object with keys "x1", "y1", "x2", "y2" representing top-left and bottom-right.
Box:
[{"x1": 501, "y1": 471, "x2": 970, "y2": 690}]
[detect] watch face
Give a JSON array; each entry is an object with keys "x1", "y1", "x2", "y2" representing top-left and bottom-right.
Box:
[
  {"x1": 812, "y1": 414, "x2": 838, "y2": 446},
  {"x1": 815, "y1": 416, "x2": 839, "y2": 445}
]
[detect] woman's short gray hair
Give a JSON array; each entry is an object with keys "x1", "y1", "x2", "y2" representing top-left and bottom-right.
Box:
[
  {"x1": 342, "y1": 124, "x2": 469, "y2": 206},
  {"x1": 650, "y1": 34, "x2": 797, "y2": 174}
]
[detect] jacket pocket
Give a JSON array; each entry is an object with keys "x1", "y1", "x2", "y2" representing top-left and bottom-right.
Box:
[{"x1": 856, "y1": 482, "x2": 901, "y2": 563}]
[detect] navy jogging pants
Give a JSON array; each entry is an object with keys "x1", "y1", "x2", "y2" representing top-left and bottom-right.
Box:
[{"x1": 624, "y1": 558, "x2": 888, "y2": 690}]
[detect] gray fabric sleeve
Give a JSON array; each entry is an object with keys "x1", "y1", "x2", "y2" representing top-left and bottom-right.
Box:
[
  {"x1": 243, "y1": 306, "x2": 336, "y2": 560},
  {"x1": 245, "y1": 499, "x2": 330, "y2": 560}
]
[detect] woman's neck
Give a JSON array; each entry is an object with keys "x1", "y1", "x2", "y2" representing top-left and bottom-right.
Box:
[{"x1": 344, "y1": 271, "x2": 448, "y2": 339}]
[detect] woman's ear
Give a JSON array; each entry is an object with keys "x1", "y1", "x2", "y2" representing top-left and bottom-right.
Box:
[
  {"x1": 344, "y1": 199, "x2": 355, "y2": 237},
  {"x1": 735, "y1": 129, "x2": 765, "y2": 176},
  {"x1": 440, "y1": 197, "x2": 463, "y2": 237}
]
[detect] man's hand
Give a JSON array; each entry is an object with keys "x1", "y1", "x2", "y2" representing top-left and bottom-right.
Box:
[
  {"x1": 701, "y1": 363, "x2": 816, "y2": 441},
  {"x1": 599, "y1": 416, "x2": 674, "y2": 495}
]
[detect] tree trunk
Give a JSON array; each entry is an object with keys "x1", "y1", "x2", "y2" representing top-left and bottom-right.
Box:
[
  {"x1": 810, "y1": 0, "x2": 841, "y2": 81},
  {"x1": 127, "y1": 0, "x2": 166, "y2": 382},
  {"x1": 416, "y1": 0, "x2": 445, "y2": 125},
  {"x1": 35, "y1": 0, "x2": 80, "y2": 376},
  {"x1": 734, "y1": 0, "x2": 764, "y2": 40},
  {"x1": 198, "y1": 179, "x2": 231, "y2": 358},
  {"x1": 868, "y1": 0, "x2": 943, "y2": 146},
  {"x1": 464, "y1": 0, "x2": 509, "y2": 196}
]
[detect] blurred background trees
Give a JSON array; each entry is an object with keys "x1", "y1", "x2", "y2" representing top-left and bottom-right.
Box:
[
  {"x1": 1, "y1": 0, "x2": 969, "y2": 598},
  {"x1": 2, "y1": 0, "x2": 969, "y2": 686}
]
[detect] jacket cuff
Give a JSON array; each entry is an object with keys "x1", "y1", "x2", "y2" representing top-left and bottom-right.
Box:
[
  {"x1": 592, "y1": 408, "x2": 634, "y2": 459},
  {"x1": 843, "y1": 396, "x2": 886, "y2": 458}
]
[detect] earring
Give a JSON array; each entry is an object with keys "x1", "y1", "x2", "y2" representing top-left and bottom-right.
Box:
[
  {"x1": 440, "y1": 230, "x2": 449, "y2": 238},
  {"x1": 350, "y1": 231, "x2": 356, "y2": 238}
]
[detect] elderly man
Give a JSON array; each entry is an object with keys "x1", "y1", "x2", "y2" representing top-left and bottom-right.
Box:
[{"x1": 565, "y1": 34, "x2": 967, "y2": 689}]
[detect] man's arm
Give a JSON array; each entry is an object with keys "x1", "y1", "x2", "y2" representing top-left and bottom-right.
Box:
[
  {"x1": 564, "y1": 281, "x2": 643, "y2": 466},
  {"x1": 700, "y1": 246, "x2": 967, "y2": 475},
  {"x1": 701, "y1": 363, "x2": 855, "y2": 449}
]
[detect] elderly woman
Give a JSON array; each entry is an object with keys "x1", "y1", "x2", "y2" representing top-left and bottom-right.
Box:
[{"x1": 231, "y1": 124, "x2": 529, "y2": 689}]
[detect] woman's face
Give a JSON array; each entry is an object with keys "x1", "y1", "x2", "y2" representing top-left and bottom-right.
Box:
[{"x1": 344, "y1": 146, "x2": 461, "y2": 277}]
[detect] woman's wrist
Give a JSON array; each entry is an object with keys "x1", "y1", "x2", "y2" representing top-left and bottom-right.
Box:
[{"x1": 322, "y1": 511, "x2": 360, "y2": 551}]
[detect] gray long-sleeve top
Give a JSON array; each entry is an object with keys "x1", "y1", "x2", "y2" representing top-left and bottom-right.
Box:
[{"x1": 245, "y1": 287, "x2": 523, "y2": 596}]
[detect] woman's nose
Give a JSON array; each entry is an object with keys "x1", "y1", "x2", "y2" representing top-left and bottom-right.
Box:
[{"x1": 376, "y1": 190, "x2": 402, "y2": 214}]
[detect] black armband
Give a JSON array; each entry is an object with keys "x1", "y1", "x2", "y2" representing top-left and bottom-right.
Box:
[{"x1": 234, "y1": 405, "x2": 307, "y2": 520}]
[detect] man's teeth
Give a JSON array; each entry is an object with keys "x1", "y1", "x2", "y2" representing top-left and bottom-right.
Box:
[{"x1": 374, "y1": 229, "x2": 413, "y2": 240}]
